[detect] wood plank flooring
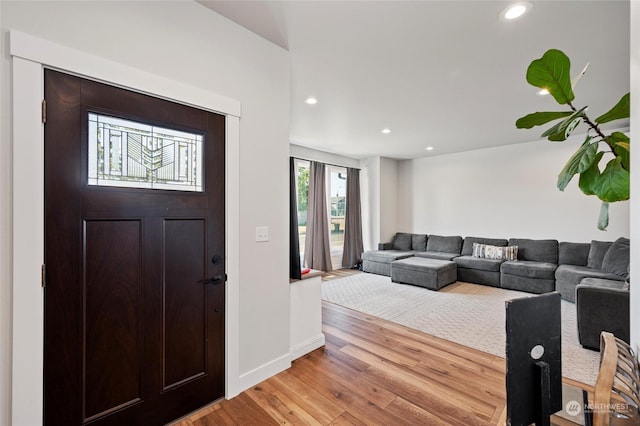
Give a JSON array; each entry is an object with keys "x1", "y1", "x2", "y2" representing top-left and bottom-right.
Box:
[
  {"x1": 320, "y1": 268, "x2": 361, "y2": 281},
  {"x1": 173, "y1": 270, "x2": 593, "y2": 426}
]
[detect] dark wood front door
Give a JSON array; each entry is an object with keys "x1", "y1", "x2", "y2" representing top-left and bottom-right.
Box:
[{"x1": 43, "y1": 69, "x2": 225, "y2": 425}]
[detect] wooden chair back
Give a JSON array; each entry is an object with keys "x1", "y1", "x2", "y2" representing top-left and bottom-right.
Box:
[{"x1": 593, "y1": 332, "x2": 640, "y2": 426}]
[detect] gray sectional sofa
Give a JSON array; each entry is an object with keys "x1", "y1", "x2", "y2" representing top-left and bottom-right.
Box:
[{"x1": 361, "y1": 232, "x2": 631, "y2": 349}]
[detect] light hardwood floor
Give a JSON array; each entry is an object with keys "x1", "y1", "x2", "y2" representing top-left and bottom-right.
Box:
[{"x1": 173, "y1": 271, "x2": 592, "y2": 425}]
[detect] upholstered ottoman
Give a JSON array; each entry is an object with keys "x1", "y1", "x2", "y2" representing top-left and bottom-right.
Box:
[{"x1": 391, "y1": 257, "x2": 457, "y2": 290}]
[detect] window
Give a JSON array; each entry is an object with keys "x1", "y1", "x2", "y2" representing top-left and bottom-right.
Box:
[
  {"x1": 295, "y1": 159, "x2": 310, "y2": 260},
  {"x1": 328, "y1": 166, "x2": 347, "y2": 255},
  {"x1": 88, "y1": 113, "x2": 203, "y2": 192},
  {"x1": 293, "y1": 159, "x2": 348, "y2": 269}
]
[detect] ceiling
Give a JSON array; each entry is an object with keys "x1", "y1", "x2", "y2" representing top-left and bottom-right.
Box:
[{"x1": 198, "y1": 0, "x2": 630, "y2": 160}]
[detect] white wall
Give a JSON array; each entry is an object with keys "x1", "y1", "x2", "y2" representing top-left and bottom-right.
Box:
[
  {"x1": 379, "y1": 157, "x2": 399, "y2": 244},
  {"x1": 360, "y1": 157, "x2": 399, "y2": 251},
  {"x1": 630, "y1": 0, "x2": 639, "y2": 354},
  {"x1": 360, "y1": 156, "x2": 401, "y2": 251},
  {"x1": 361, "y1": 157, "x2": 380, "y2": 251},
  {"x1": 289, "y1": 275, "x2": 324, "y2": 360},
  {"x1": 397, "y1": 135, "x2": 630, "y2": 242},
  {"x1": 1, "y1": 1, "x2": 289, "y2": 424},
  {"x1": 0, "y1": 2, "x2": 9, "y2": 425}
]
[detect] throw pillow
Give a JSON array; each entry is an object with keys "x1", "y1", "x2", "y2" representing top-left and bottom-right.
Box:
[
  {"x1": 392, "y1": 233, "x2": 412, "y2": 251},
  {"x1": 587, "y1": 240, "x2": 613, "y2": 270},
  {"x1": 472, "y1": 243, "x2": 518, "y2": 261},
  {"x1": 601, "y1": 237, "x2": 630, "y2": 278},
  {"x1": 502, "y1": 245, "x2": 519, "y2": 261}
]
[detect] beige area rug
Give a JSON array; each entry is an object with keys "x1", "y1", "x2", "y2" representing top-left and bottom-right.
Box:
[{"x1": 321, "y1": 272, "x2": 600, "y2": 386}]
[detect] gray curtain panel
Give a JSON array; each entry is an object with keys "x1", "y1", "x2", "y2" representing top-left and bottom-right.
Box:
[
  {"x1": 304, "y1": 161, "x2": 333, "y2": 271},
  {"x1": 342, "y1": 167, "x2": 364, "y2": 268}
]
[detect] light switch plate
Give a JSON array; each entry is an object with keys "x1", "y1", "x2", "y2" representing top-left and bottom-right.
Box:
[{"x1": 255, "y1": 226, "x2": 269, "y2": 242}]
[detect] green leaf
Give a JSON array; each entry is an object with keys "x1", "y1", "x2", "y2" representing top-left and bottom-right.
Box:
[
  {"x1": 557, "y1": 137, "x2": 598, "y2": 191},
  {"x1": 578, "y1": 151, "x2": 604, "y2": 196},
  {"x1": 526, "y1": 49, "x2": 575, "y2": 105},
  {"x1": 616, "y1": 142, "x2": 630, "y2": 152},
  {"x1": 595, "y1": 93, "x2": 630, "y2": 124},
  {"x1": 593, "y1": 157, "x2": 630, "y2": 202},
  {"x1": 597, "y1": 202, "x2": 609, "y2": 231},
  {"x1": 542, "y1": 106, "x2": 587, "y2": 142},
  {"x1": 607, "y1": 132, "x2": 629, "y2": 144},
  {"x1": 607, "y1": 132, "x2": 630, "y2": 171},
  {"x1": 515, "y1": 111, "x2": 574, "y2": 129}
]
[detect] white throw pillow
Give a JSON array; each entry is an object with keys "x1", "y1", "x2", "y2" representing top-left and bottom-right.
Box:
[{"x1": 472, "y1": 243, "x2": 518, "y2": 261}]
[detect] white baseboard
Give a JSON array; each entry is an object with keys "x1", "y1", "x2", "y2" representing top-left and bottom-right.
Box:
[
  {"x1": 229, "y1": 353, "x2": 291, "y2": 398},
  {"x1": 290, "y1": 333, "x2": 326, "y2": 361},
  {"x1": 228, "y1": 334, "x2": 326, "y2": 399}
]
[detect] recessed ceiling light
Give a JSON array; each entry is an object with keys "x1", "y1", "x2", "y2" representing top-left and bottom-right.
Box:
[
  {"x1": 537, "y1": 88, "x2": 549, "y2": 96},
  {"x1": 381, "y1": 128, "x2": 391, "y2": 134},
  {"x1": 500, "y1": 2, "x2": 532, "y2": 21},
  {"x1": 305, "y1": 97, "x2": 317, "y2": 105},
  {"x1": 425, "y1": 146, "x2": 434, "y2": 151}
]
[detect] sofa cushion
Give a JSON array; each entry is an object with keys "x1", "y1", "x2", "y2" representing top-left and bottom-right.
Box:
[
  {"x1": 500, "y1": 260, "x2": 557, "y2": 280},
  {"x1": 461, "y1": 237, "x2": 508, "y2": 256},
  {"x1": 554, "y1": 264, "x2": 623, "y2": 285},
  {"x1": 587, "y1": 240, "x2": 613, "y2": 270},
  {"x1": 454, "y1": 255, "x2": 504, "y2": 272},
  {"x1": 472, "y1": 243, "x2": 518, "y2": 261},
  {"x1": 601, "y1": 237, "x2": 630, "y2": 278},
  {"x1": 558, "y1": 242, "x2": 590, "y2": 266},
  {"x1": 362, "y1": 250, "x2": 414, "y2": 263},
  {"x1": 508, "y1": 238, "x2": 558, "y2": 263},
  {"x1": 426, "y1": 235, "x2": 463, "y2": 254},
  {"x1": 378, "y1": 242, "x2": 393, "y2": 250},
  {"x1": 391, "y1": 256, "x2": 456, "y2": 273},
  {"x1": 412, "y1": 234, "x2": 427, "y2": 251},
  {"x1": 392, "y1": 233, "x2": 412, "y2": 251},
  {"x1": 415, "y1": 251, "x2": 459, "y2": 261},
  {"x1": 579, "y1": 277, "x2": 628, "y2": 291},
  {"x1": 501, "y1": 273, "x2": 555, "y2": 294}
]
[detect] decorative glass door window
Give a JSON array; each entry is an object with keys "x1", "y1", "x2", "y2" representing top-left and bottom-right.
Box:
[{"x1": 88, "y1": 113, "x2": 203, "y2": 192}]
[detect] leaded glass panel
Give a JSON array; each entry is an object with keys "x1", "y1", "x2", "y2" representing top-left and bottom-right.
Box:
[{"x1": 88, "y1": 113, "x2": 203, "y2": 192}]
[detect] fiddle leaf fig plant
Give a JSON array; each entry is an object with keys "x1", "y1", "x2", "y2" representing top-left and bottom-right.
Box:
[{"x1": 515, "y1": 49, "x2": 630, "y2": 231}]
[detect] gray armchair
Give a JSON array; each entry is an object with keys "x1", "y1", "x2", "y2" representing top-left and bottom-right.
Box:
[{"x1": 576, "y1": 278, "x2": 630, "y2": 350}]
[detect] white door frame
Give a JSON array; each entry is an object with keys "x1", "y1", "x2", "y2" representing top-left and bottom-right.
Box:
[{"x1": 9, "y1": 30, "x2": 242, "y2": 425}]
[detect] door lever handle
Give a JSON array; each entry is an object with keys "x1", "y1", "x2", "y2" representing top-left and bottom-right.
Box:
[{"x1": 199, "y1": 274, "x2": 226, "y2": 285}]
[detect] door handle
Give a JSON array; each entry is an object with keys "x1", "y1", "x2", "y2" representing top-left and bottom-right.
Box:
[{"x1": 199, "y1": 274, "x2": 227, "y2": 285}]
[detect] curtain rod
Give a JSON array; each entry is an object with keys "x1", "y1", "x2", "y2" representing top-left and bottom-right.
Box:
[{"x1": 291, "y1": 156, "x2": 361, "y2": 171}]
